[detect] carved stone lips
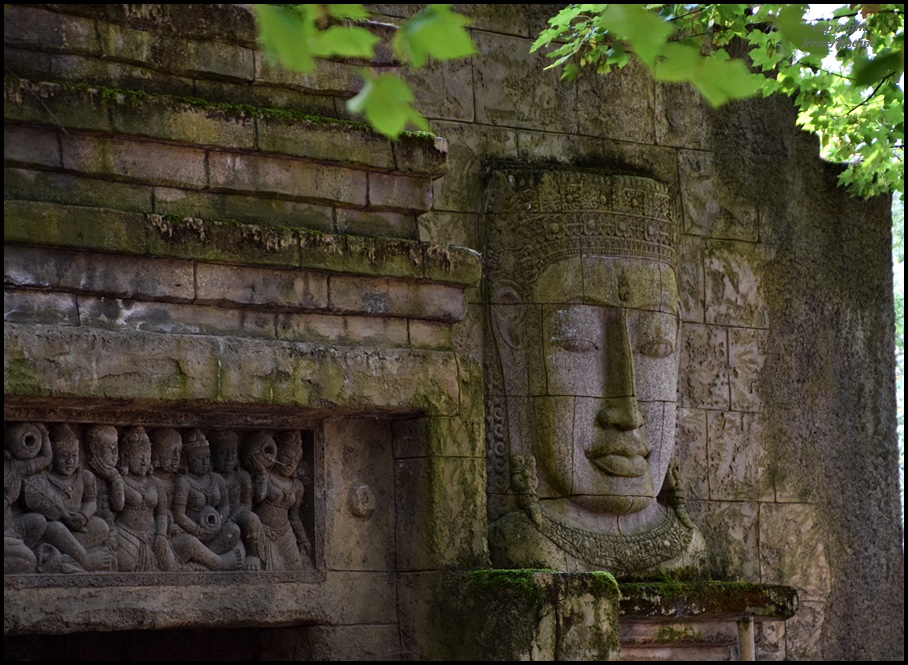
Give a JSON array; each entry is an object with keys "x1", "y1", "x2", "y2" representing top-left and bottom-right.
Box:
[
  {"x1": 589, "y1": 454, "x2": 649, "y2": 478},
  {"x1": 585, "y1": 435, "x2": 650, "y2": 478}
]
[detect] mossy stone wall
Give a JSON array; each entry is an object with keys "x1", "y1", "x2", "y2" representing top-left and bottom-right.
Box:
[{"x1": 3, "y1": 3, "x2": 903, "y2": 661}]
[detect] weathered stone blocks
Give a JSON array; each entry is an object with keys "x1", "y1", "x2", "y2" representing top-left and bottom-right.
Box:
[
  {"x1": 472, "y1": 31, "x2": 576, "y2": 134},
  {"x1": 5, "y1": 245, "x2": 195, "y2": 301},
  {"x1": 679, "y1": 151, "x2": 758, "y2": 241},
  {"x1": 705, "y1": 241, "x2": 772, "y2": 328},
  {"x1": 759, "y1": 503, "x2": 831, "y2": 602},
  {"x1": 707, "y1": 411, "x2": 773, "y2": 501},
  {"x1": 208, "y1": 152, "x2": 368, "y2": 206},
  {"x1": 322, "y1": 420, "x2": 396, "y2": 572},
  {"x1": 679, "y1": 323, "x2": 729, "y2": 410},
  {"x1": 729, "y1": 327, "x2": 768, "y2": 412}
]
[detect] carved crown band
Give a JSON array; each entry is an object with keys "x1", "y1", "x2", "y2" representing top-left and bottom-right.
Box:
[{"x1": 484, "y1": 169, "x2": 679, "y2": 285}]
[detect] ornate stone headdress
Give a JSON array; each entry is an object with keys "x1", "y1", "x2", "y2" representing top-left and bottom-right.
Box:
[
  {"x1": 483, "y1": 167, "x2": 679, "y2": 287},
  {"x1": 183, "y1": 428, "x2": 209, "y2": 452}
]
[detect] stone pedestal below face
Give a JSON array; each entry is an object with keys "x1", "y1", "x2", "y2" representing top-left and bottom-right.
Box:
[
  {"x1": 618, "y1": 582, "x2": 798, "y2": 661},
  {"x1": 439, "y1": 571, "x2": 622, "y2": 660},
  {"x1": 620, "y1": 620, "x2": 741, "y2": 660}
]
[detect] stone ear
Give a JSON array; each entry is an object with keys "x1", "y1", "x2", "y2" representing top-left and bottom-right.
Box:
[{"x1": 489, "y1": 282, "x2": 525, "y2": 349}]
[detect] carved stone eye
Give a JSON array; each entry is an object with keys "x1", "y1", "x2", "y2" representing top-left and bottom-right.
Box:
[
  {"x1": 639, "y1": 339, "x2": 674, "y2": 358},
  {"x1": 556, "y1": 337, "x2": 599, "y2": 353}
]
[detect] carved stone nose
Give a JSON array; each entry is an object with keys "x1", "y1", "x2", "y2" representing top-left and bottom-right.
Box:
[
  {"x1": 596, "y1": 307, "x2": 646, "y2": 432},
  {"x1": 596, "y1": 396, "x2": 645, "y2": 431},
  {"x1": 603, "y1": 308, "x2": 638, "y2": 392}
]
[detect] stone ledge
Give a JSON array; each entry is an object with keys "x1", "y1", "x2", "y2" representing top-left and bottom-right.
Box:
[
  {"x1": 4, "y1": 324, "x2": 462, "y2": 415},
  {"x1": 3, "y1": 570, "x2": 393, "y2": 635},
  {"x1": 3, "y1": 203, "x2": 481, "y2": 287},
  {"x1": 4, "y1": 77, "x2": 447, "y2": 177},
  {"x1": 618, "y1": 581, "x2": 798, "y2": 621}
]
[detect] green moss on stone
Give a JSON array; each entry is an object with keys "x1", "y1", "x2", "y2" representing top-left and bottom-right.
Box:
[
  {"x1": 42, "y1": 79, "x2": 374, "y2": 131},
  {"x1": 618, "y1": 581, "x2": 798, "y2": 620},
  {"x1": 655, "y1": 624, "x2": 704, "y2": 643}
]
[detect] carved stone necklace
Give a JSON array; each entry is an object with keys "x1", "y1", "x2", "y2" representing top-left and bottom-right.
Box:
[
  {"x1": 47, "y1": 472, "x2": 80, "y2": 501},
  {"x1": 122, "y1": 474, "x2": 147, "y2": 492},
  {"x1": 533, "y1": 502, "x2": 694, "y2": 575},
  {"x1": 186, "y1": 473, "x2": 217, "y2": 502}
]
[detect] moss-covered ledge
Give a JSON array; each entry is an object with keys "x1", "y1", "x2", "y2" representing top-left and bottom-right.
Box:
[
  {"x1": 3, "y1": 201, "x2": 480, "y2": 287},
  {"x1": 619, "y1": 581, "x2": 798, "y2": 621},
  {"x1": 4, "y1": 77, "x2": 446, "y2": 176}
]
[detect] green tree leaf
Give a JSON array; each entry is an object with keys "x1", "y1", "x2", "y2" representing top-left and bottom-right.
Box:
[
  {"x1": 773, "y1": 5, "x2": 830, "y2": 57},
  {"x1": 310, "y1": 25, "x2": 380, "y2": 59},
  {"x1": 254, "y1": 5, "x2": 317, "y2": 72},
  {"x1": 347, "y1": 72, "x2": 430, "y2": 138},
  {"x1": 324, "y1": 4, "x2": 370, "y2": 20},
  {"x1": 393, "y1": 4, "x2": 476, "y2": 68},
  {"x1": 852, "y1": 49, "x2": 905, "y2": 85},
  {"x1": 654, "y1": 43, "x2": 764, "y2": 107},
  {"x1": 596, "y1": 4, "x2": 674, "y2": 67}
]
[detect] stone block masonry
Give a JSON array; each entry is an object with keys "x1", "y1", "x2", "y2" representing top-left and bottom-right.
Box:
[{"x1": 4, "y1": 3, "x2": 902, "y2": 662}]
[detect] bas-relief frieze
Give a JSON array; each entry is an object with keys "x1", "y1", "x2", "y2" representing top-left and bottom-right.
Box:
[
  {"x1": 4, "y1": 421, "x2": 315, "y2": 581},
  {"x1": 484, "y1": 166, "x2": 707, "y2": 576}
]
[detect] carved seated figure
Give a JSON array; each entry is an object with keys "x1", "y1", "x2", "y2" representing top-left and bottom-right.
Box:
[
  {"x1": 484, "y1": 167, "x2": 707, "y2": 576},
  {"x1": 115, "y1": 426, "x2": 176, "y2": 572},
  {"x1": 171, "y1": 429, "x2": 243, "y2": 571},
  {"x1": 84, "y1": 425, "x2": 125, "y2": 531},
  {"x1": 243, "y1": 431, "x2": 311, "y2": 571},
  {"x1": 23, "y1": 424, "x2": 115, "y2": 572},
  {"x1": 209, "y1": 430, "x2": 265, "y2": 571},
  {"x1": 4, "y1": 423, "x2": 52, "y2": 574},
  {"x1": 150, "y1": 427, "x2": 182, "y2": 537}
]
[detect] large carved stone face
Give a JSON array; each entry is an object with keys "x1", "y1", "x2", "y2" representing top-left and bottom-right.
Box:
[{"x1": 526, "y1": 255, "x2": 680, "y2": 515}]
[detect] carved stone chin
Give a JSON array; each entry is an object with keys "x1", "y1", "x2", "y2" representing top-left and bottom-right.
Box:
[{"x1": 484, "y1": 165, "x2": 706, "y2": 576}]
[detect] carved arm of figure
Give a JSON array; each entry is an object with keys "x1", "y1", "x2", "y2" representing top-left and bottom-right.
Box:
[
  {"x1": 150, "y1": 478, "x2": 172, "y2": 563},
  {"x1": 89, "y1": 455, "x2": 125, "y2": 513},
  {"x1": 171, "y1": 476, "x2": 200, "y2": 538},
  {"x1": 20, "y1": 424, "x2": 53, "y2": 477},
  {"x1": 22, "y1": 475, "x2": 66, "y2": 522},
  {"x1": 289, "y1": 478, "x2": 310, "y2": 557},
  {"x1": 226, "y1": 469, "x2": 255, "y2": 523},
  {"x1": 61, "y1": 470, "x2": 98, "y2": 533},
  {"x1": 252, "y1": 472, "x2": 269, "y2": 506},
  {"x1": 213, "y1": 474, "x2": 232, "y2": 526}
]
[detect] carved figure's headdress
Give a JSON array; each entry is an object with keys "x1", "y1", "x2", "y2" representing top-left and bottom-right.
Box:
[
  {"x1": 49, "y1": 424, "x2": 78, "y2": 451},
  {"x1": 483, "y1": 167, "x2": 679, "y2": 286},
  {"x1": 183, "y1": 428, "x2": 209, "y2": 452},
  {"x1": 208, "y1": 430, "x2": 239, "y2": 451},
  {"x1": 121, "y1": 426, "x2": 149, "y2": 447}
]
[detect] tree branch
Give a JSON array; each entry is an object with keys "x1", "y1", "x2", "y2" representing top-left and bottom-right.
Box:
[{"x1": 846, "y1": 73, "x2": 895, "y2": 115}]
